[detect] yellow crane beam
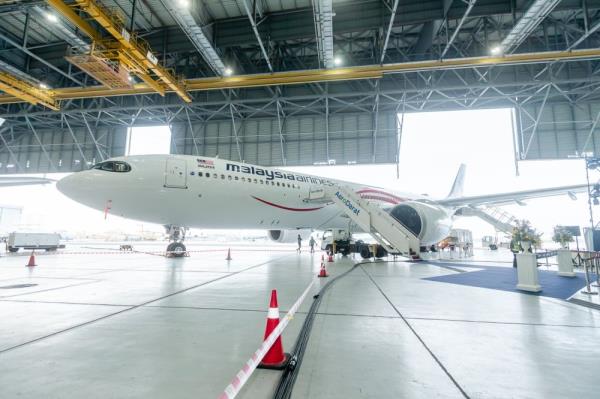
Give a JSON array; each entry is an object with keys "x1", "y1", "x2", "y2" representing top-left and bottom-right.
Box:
[
  {"x1": 72, "y1": 0, "x2": 190, "y2": 101},
  {"x1": 1, "y1": 48, "x2": 600, "y2": 105},
  {"x1": 46, "y1": 0, "x2": 190, "y2": 102},
  {"x1": 0, "y1": 72, "x2": 58, "y2": 110}
]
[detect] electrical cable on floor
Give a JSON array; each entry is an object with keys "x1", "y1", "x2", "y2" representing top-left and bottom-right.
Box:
[{"x1": 272, "y1": 261, "x2": 364, "y2": 399}]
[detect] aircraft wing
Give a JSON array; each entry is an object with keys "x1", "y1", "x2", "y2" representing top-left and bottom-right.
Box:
[
  {"x1": 0, "y1": 177, "x2": 55, "y2": 187},
  {"x1": 436, "y1": 184, "x2": 588, "y2": 208}
]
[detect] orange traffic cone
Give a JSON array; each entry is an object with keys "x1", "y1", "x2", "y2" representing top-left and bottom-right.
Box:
[
  {"x1": 327, "y1": 252, "x2": 334, "y2": 262},
  {"x1": 26, "y1": 250, "x2": 37, "y2": 267},
  {"x1": 257, "y1": 290, "x2": 290, "y2": 370},
  {"x1": 318, "y1": 261, "x2": 329, "y2": 278},
  {"x1": 226, "y1": 248, "x2": 232, "y2": 261}
]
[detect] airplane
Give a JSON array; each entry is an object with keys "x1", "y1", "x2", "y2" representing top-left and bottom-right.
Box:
[{"x1": 52, "y1": 154, "x2": 587, "y2": 257}]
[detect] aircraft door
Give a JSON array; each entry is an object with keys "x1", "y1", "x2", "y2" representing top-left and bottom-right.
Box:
[{"x1": 164, "y1": 158, "x2": 188, "y2": 189}]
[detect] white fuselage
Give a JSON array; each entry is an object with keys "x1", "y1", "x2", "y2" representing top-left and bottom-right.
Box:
[{"x1": 56, "y1": 154, "x2": 453, "y2": 244}]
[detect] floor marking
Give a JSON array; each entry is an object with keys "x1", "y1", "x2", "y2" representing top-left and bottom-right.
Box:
[
  {"x1": 0, "y1": 254, "x2": 293, "y2": 355},
  {"x1": 360, "y1": 265, "x2": 471, "y2": 399},
  {"x1": 0, "y1": 280, "x2": 102, "y2": 299},
  {"x1": 403, "y1": 316, "x2": 600, "y2": 329}
]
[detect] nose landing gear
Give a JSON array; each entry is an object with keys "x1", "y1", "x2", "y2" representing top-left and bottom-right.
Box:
[{"x1": 165, "y1": 225, "x2": 188, "y2": 257}]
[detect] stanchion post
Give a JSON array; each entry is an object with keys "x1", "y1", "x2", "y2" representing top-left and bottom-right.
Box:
[
  {"x1": 581, "y1": 255, "x2": 598, "y2": 295},
  {"x1": 593, "y1": 253, "x2": 600, "y2": 288}
]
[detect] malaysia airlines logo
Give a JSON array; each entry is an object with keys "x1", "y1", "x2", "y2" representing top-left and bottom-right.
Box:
[{"x1": 197, "y1": 158, "x2": 215, "y2": 169}]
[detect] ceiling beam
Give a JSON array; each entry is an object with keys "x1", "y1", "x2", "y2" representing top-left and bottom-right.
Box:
[
  {"x1": 160, "y1": 0, "x2": 226, "y2": 75},
  {"x1": 312, "y1": 0, "x2": 335, "y2": 68},
  {"x1": 497, "y1": 0, "x2": 561, "y2": 54},
  {"x1": 240, "y1": 0, "x2": 273, "y2": 72},
  {"x1": 380, "y1": 0, "x2": 399, "y2": 64}
]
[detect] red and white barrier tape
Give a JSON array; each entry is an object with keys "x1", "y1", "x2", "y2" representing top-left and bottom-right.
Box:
[
  {"x1": 2, "y1": 248, "x2": 298, "y2": 257},
  {"x1": 219, "y1": 280, "x2": 316, "y2": 399}
]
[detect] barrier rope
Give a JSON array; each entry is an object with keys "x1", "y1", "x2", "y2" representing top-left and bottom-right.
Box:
[{"x1": 219, "y1": 280, "x2": 316, "y2": 399}]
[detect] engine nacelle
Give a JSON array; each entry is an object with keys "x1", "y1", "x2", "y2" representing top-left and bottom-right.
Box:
[
  {"x1": 388, "y1": 202, "x2": 452, "y2": 246},
  {"x1": 268, "y1": 229, "x2": 312, "y2": 243}
]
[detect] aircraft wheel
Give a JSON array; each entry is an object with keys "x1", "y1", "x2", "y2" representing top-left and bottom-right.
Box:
[
  {"x1": 360, "y1": 245, "x2": 372, "y2": 259},
  {"x1": 8, "y1": 246, "x2": 18, "y2": 253},
  {"x1": 167, "y1": 242, "x2": 187, "y2": 257},
  {"x1": 375, "y1": 246, "x2": 387, "y2": 258}
]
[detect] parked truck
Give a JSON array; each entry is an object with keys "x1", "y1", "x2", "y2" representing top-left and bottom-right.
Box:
[
  {"x1": 320, "y1": 229, "x2": 387, "y2": 259},
  {"x1": 6, "y1": 232, "x2": 65, "y2": 252}
]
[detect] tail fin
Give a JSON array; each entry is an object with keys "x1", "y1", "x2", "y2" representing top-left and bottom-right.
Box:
[{"x1": 447, "y1": 164, "x2": 466, "y2": 199}]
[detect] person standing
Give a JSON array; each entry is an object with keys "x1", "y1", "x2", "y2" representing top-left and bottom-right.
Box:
[
  {"x1": 297, "y1": 234, "x2": 302, "y2": 252},
  {"x1": 309, "y1": 236, "x2": 316, "y2": 253}
]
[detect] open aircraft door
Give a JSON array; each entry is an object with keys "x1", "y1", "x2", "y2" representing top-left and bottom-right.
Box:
[{"x1": 164, "y1": 158, "x2": 188, "y2": 189}]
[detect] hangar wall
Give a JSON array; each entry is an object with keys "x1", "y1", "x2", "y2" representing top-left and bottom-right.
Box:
[
  {"x1": 170, "y1": 111, "x2": 399, "y2": 166},
  {"x1": 0, "y1": 112, "x2": 398, "y2": 173},
  {"x1": 517, "y1": 100, "x2": 600, "y2": 160},
  {"x1": 0, "y1": 125, "x2": 127, "y2": 174}
]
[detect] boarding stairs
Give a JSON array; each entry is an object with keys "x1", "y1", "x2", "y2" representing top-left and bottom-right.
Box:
[
  {"x1": 461, "y1": 206, "x2": 518, "y2": 234},
  {"x1": 315, "y1": 185, "x2": 421, "y2": 258}
]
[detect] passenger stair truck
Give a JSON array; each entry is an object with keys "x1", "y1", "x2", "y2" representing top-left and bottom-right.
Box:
[
  {"x1": 458, "y1": 206, "x2": 517, "y2": 234},
  {"x1": 322, "y1": 185, "x2": 421, "y2": 259}
]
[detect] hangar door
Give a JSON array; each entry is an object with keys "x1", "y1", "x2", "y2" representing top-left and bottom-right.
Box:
[{"x1": 164, "y1": 158, "x2": 188, "y2": 189}]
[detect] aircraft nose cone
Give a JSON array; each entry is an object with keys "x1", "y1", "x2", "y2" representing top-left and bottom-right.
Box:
[{"x1": 56, "y1": 174, "x2": 78, "y2": 199}]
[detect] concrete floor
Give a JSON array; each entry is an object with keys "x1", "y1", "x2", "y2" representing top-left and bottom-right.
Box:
[{"x1": 1, "y1": 244, "x2": 599, "y2": 399}]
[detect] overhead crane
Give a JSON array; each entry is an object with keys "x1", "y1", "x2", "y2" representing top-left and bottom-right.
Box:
[
  {"x1": 1, "y1": 47, "x2": 600, "y2": 105},
  {"x1": 0, "y1": 72, "x2": 59, "y2": 111},
  {"x1": 44, "y1": 0, "x2": 191, "y2": 102}
]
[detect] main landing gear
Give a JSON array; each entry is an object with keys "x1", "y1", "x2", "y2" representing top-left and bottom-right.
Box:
[{"x1": 165, "y1": 225, "x2": 188, "y2": 257}]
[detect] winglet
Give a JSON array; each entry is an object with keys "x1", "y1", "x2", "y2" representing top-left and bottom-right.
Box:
[{"x1": 447, "y1": 164, "x2": 466, "y2": 199}]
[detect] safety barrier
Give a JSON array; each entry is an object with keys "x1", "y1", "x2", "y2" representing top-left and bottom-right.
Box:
[
  {"x1": 1, "y1": 248, "x2": 298, "y2": 257},
  {"x1": 219, "y1": 280, "x2": 315, "y2": 399}
]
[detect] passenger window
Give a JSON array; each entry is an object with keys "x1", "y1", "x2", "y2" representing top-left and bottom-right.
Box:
[
  {"x1": 235, "y1": 176, "x2": 238, "y2": 181},
  {"x1": 228, "y1": 175, "x2": 232, "y2": 180},
  {"x1": 213, "y1": 173, "x2": 217, "y2": 178},
  {"x1": 206, "y1": 174, "x2": 210, "y2": 178},
  {"x1": 276, "y1": 182, "x2": 280, "y2": 187},
  {"x1": 260, "y1": 180, "x2": 264, "y2": 184},
  {"x1": 242, "y1": 177, "x2": 246, "y2": 182},
  {"x1": 199, "y1": 172, "x2": 203, "y2": 177},
  {"x1": 253, "y1": 179, "x2": 257, "y2": 183},
  {"x1": 221, "y1": 174, "x2": 225, "y2": 179}
]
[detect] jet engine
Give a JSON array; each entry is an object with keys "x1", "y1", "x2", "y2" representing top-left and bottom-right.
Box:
[
  {"x1": 388, "y1": 202, "x2": 453, "y2": 245},
  {"x1": 268, "y1": 229, "x2": 312, "y2": 243}
]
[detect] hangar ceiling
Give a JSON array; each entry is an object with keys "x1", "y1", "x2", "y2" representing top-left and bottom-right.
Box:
[{"x1": 0, "y1": 0, "x2": 600, "y2": 173}]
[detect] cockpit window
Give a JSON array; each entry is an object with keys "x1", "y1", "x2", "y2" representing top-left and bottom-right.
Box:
[{"x1": 92, "y1": 161, "x2": 131, "y2": 173}]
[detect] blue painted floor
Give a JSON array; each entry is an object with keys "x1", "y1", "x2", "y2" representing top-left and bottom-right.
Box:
[{"x1": 425, "y1": 262, "x2": 593, "y2": 299}]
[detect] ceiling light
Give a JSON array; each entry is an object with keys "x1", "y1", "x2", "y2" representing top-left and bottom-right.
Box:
[
  {"x1": 39, "y1": 82, "x2": 49, "y2": 89},
  {"x1": 46, "y1": 13, "x2": 58, "y2": 23},
  {"x1": 177, "y1": 0, "x2": 190, "y2": 8},
  {"x1": 490, "y1": 46, "x2": 502, "y2": 55},
  {"x1": 333, "y1": 56, "x2": 343, "y2": 66},
  {"x1": 128, "y1": 75, "x2": 134, "y2": 82},
  {"x1": 224, "y1": 67, "x2": 233, "y2": 76}
]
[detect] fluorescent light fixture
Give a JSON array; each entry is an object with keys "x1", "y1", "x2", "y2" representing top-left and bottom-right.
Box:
[
  {"x1": 46, "y1": 13, "x2": 58, "y2": 23},
  {"x1": 224, "y1": 67, "x2": 233, "y2": 76},
  {"x1": 39, "y1": 82, "x2": 49, "y2": 89},
  {"x1": 177, "y1": 0, "x2": 190, "y2": 8},
  {"x1": 490, "y1": 46, "x2": 502, "y2": 55},
  {"x1": 333, "y1": 56, "x2": 343, "y2": 66}
]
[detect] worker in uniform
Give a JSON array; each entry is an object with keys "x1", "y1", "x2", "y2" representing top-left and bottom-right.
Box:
[
  {"x1": 510, "y1": 238, "x2": 522, "y2": 268},
  {"x1": 297, "y1": 234, "x2": 302, "y2": 252},
  {"x1": 309, "y1": 236, "x2": 316, "y2": 253}
]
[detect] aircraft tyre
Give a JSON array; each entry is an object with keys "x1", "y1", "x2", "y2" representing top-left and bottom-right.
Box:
[
  {"x1": 375, "y1": 246, "x2": 387, "y2": 258},
  {"x1": 167, "y1": 242, "x2": 187, "y2": 257},
  {"x1": 360, "y1": 245, "x2": 372, "y2": 259}
]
